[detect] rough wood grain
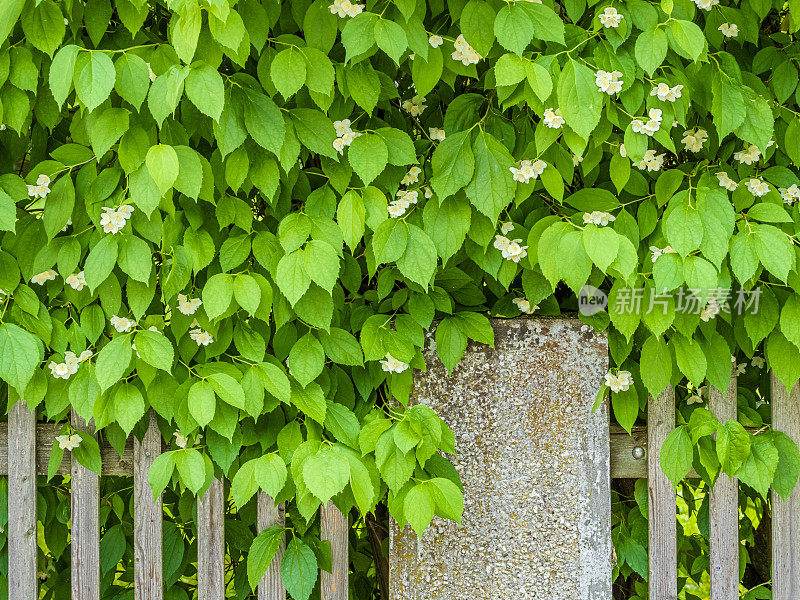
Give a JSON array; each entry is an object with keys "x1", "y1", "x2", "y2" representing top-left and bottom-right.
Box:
[
  {"x1": 198, "y1": 477, "x2": 225, "y2": 600},
  {"x1": 771, "y1": 374, "x2": 800, "y2": 600},
  {"x1": 321, "y1": 502, "x2": 348, "y2": 600},
  {"x1": 648, "y1": 387, "x2": 677, "y2": 600},
  {"x1": 134, "y1": 411, "x2": 163, "y2": 600},
  {"x1": 8, "y1": 396, "x2": 37, "y2": 600},
  {"x1": 71, "y1": 409, "x2": 100, "y2": 600},
  {"x1": 709, "y1": 375, "x2": 738, "y2": 600},
  {"x1": 257, "y1": 493, "x2": 286, "y2": 600}
]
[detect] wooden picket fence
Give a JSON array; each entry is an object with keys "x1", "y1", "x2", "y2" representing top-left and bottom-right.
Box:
[
  {"x1": 3, "y1": 373, "x2": 799, "y2": 599},
  {"x1": 5, "y1": 404, "x2": 349, "y2": 600}
]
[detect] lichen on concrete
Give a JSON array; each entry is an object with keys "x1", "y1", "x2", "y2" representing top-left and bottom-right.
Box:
[{"x1": 389, "y1": 316, "x2": 611, "y2": 600}]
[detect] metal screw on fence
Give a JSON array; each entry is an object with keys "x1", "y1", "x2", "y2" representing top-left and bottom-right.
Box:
[{"x1": 632, "y1": 446, "x2": 645, "y2": 460}]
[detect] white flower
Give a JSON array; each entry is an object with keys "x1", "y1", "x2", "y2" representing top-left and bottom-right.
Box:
[
  {"x1": 751, "y1": 356, "x2": 766, "y2": 368},
  {"x1": 424, "y1": 186, "x2": 433, "y2": 199},
  {"x1": 401, "y1": 95, "x2": 427, "y2": 116},
  {"x1": 582, "y1": 211, "x2": 616, "y2": 226},
  {"x1": 79, "y1": 350, "x2": 93, "y2": 362},
  {"x1": 27, "y1": 174, "x2": 51, "y2": 199},
  {"x1": 146, "y1": 62, "x2": 157, "y2": 82},
  {"x1": 100, "y1": 205, "x2": 133, "y2": 234},
  {"x1": 329, "y1": 0, "x2": 364, "y2": 17},
  {"x1": 745, "y1": 177, "x2": 770, "y2": 197},
  {"x1": 65, "y1": 271, "x2": 86, "y2": 291},
  {"x1": 396, "y1": 189, "x2": 418, "y2": 205},
  {"x1": 341, "y1": 130, "x2": 361, "y2": 146},
  {"x1": 543, "y1": 107, "x2": 565, "y2": 129},
  {"x1": 735, "y1": 361, "x2": 747, "y2": 375},
  {"x1": 177, "y1": 293, "x2": 202, "y2": 315},
  {"x1": 681, "y1": 128, "x2": 708, "y2": 153},
  {"x1": 604, "y1": 370, "x2": 633, "y2": 392},
  {"x1": 189, "y1": 328, "x2": 214, "y2": 346},
  {"x1": 110, "y1": 315, "x2": 136, "y2": 333},
  {"x1": 513, "y1": 297, "x2": 538, "y2": 314},
  {"x1": 595, "y1": 70, "x2": 623, "y2": 95},
  {"x1": 174, "y1": 430, "x2": 188, "y2": 449},
  {"x1": 780, "y1": 184, "x2": 800, "y2": 204},
  {"x1": 599, "y1": 6, "x2": 623, "y2": 28},
  {"x1": 451, "y1": 34, "x2": 481, "y2": 66},
  {"x1": 48, "y1": 361, "x2": 71, "y2": 379},
  {"x1": 55, "y1": 433, "x2": 82, "y2": 451},
  {"x1": 573, "y1": 154, "x2": 584, "y2": 167},
  {"x1": 501, "y1": 239, "x2": 528, "y2": 262},
  {"x1": 387, "y1": 202, "x2": 407, "y2": 218},
  {"x1": 700, "y1": 298, "x2": 720, "y2": 322},
  {"x1": 734, "y1": 144, "x2": 761, "y2": 165},
  {"x1": 509, "y1": 159, "x2": 546, "y2": 183},
  {"x1": 333, "y1": 119, "x2": 352, "y2": 137},
  {"x1": 333, "y1": 137, "x2": 346, "y2": 154},
  {"x1": 716, "y1": 172, "x2": 738, "y2": 191},
  {"x1": 650, "y1": 245, "x2": 676, "y2": 262},
  {"x1": 31, "y1": 269, "x2": 57, "y2": 285},
  {"x1": 429, "y1": 127, "x2": 446, "y2": 141},
  {"x1": 634, "y1": 149, "x2": 665, "y2": 171},
  {"x1": 494, "y1": 235, "x2": 511, "y2": 252},
  {"x1": 719, "y1": 23, "x2": 739, "y2": 37},
  {"x1": 500, "y1": 221, "x2": 515, "y2": 235},
  {"x1": 650, "y1": 82, "x2": 683, "y2": 102},
  {"x1": 429, "y1": 34, "x2": 444, "y2": 48},
  {"x1": 693, "y1": 0, "x2": 719, "y2": 10},
  {"x1": 401, "y1": 166, "x2": 422, "y2": 185},
  {"x1": 619, "y1": 144, "x2": 627, "y2": 157},
  {"x1": 631, "y1": 108, "x2": 663, "y2": 136},
  {"x1": 687, "y1": 392, "x2": 704, "y2": 405},
  {"x1": 380, "y1": 353, "x2": 409, "y2": 374}
]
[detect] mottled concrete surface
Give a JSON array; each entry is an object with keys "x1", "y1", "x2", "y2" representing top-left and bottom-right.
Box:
[{"x1": 390, "y1": 316, "x2": 611, "y2": 600}]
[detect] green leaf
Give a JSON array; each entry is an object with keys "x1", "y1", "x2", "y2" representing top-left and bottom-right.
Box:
[
  {"x1": 276, "y1": 250, "x2": 311, "y2": 306},
  {"x1": 185, "y1": 63, "x2": 225, "y2": 121},
  {"x1": 281, "y1": 538, "x2": 318, "y2": 600},
  {"x1": 114, "y1": 383, "x2": 145, "y2": 435},
  {"x1": 318, "y1": 328, "x2": 364, "y2": 366},
  {"x1": 397, "y1": 224, "x2": 437, "y2": 287},
  {"x1": 290, "y1": 380, "x2": 327, "y2": 423},
  {"x1": 372, "y1": 219, "x2": 408, "y2": 264},
  {"x1": 288, "y1": 333, "x2": 325, "y2": 388},
  {"x1": 635, "y1": 27, "x2": 667, "y2": 76},
  {"x1": 0, "y1": 324, "x2": 41, "y2": 392},
  {"x1": 659, "y1": 425, "x2": 693, "y2": 486},
  {"x1": 639, "y1": 335, "x2": 672, "y2": 398},
  {"x1": 175, "y1": 448, "x2": 206, "y2": 493},
  {"x1": 75, "y1": 51, "x2": 116, "y2": 113},
  {"x1": 431, "y1": 130, "x2": 475, "y2": 200},
  {"x1": 302, "y1": 445, "x2": 350, "y2": 503},
  {"x1": 96, "y1": 335, "x2": 132, "y2": 392},
  {"x1": 736, "y1": 434, "x2": 778, "y2": 498},
  {"x1": 374, "y1": 19, "x2": 408, "y2": 65},
  {"x1": 271, "y1": 48, "x2": 307, "y2": 98},
  {"x1": 667, "y1": 19, "x2": 705, "y2": 61},
  {"x1": 0, "y1": 0, "x2": 26, "y2": 47},
  {"x1": 771, "y1": 431, "x2": 800, "y2": 501},
  {"x1": 341, "y1": 12, "x2": 378, "y2": 62},
  {"x1": 147, "y1": 451, "x2": 175, "y2": 501},
  {"x1": 557, "y1": 59, "x2": 602, "y2": 140},
  {"x1": 243, "y1": 91, "x2": 286, "y2": 158},
  {"x1": 461, "y1": 0, "x2": 496, "y2": 56},
  {"x1": 494, "y1": 5, "x2": 533, "y2": 55},
  {"x1": 404, "y1": 483, "x2": 435, "y2": 536},
  {"x1": 465, "y1": 130, "x2": 515, "y2": 223},
  {"x1": 43, "y1": 176, "x2": 75, "y2": 240},
  {"x1": 145, "y1": 144, "x2": 180, "y2": 195},
  {"x1": 233, "y1": 274, "x2": 262, "y2": 316},
  {"x1": 203, "y1": 273, "x2": 234, "y2": 320},
  {"x1": 134, "y1": 330, "x2": 174, "y2": 372},
  {"x1": 347, "y1": 133, "x2": 388, "y2": 186},
  {"x1": 248, "y1": 527, "x2": 285, "y2": 590},
  {"x1": 582, "y1": 225, "x2": 619, "y2": 273},
  {"x1": 435, "y1": 318, "x2": 468, "y2": 373},
  {"x1": 717, "y1": 420, "x2": 751, "y2": 475},
  {"x1": 711, "y1": 72, "x2": 745, "y2": 142},
  {"x1": 50, "y1": 45, "x2": 80, "y2": 108}
]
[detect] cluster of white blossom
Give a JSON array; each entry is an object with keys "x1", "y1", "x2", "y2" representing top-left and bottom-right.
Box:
[
  {"x1": 650, "y1": 245, "x2": 676, "y2": 262},
  {"x1": 27, "y1": 174, "x2": 51, "y2": 199},
  {"x1": 734, "y1": 144, "x2": 762, "y2": 164},
  {"x1": 494, "y1": 235, "x2": 528, "y2": 262},
  {"x1": 650, "y1": 82, "x2": 683, "y2": 102},
  {"x1": 752, "y1": 356, "x2": 766, "y2": 369},
  {"x1": 429, "y1": 127, "x2": 446, "y2": 141},
  {"x1": 716, "y1": 172, "x2": 738, "y2": 191},
  {"x1": 65, "y1": 271, "x2": 86, "y2": 291},
  {"x1": 719, "y1": 23, "x2": 739, "y2": 37},
  {"x1": 543, "y1": 107, "x2": 565, "y2": 129},
  {"x1": 174, "y1": 430, "x2": 189, "y2": 448},
  {"x1": 681, "y1": 128, "x2": 708, "y2": 152},
  {"x1": 55, "y1": 433, "x2": 82, "y2": 451},
  {"x1": 100, "y1": 204, "x2": 134, "y2": 234},
  {"x1": 604, "y1": 370, "x2": 633, "y2": 392},
  {"x1": 49, "y1": 350, "x2": 92, "y2": 380},
  {"x1": 686, "y1": 383, "x2": 705, "y2": 404},
  {"x1": 146, "y1": 62, "x2": 157, "y2": 82},
  {"x1": 513, "y1": 297, "x2": 538, "y2": 314},
  {"x1": 509, "y1": 159, "x2": 546, "y2": 183},
  {"x1": 190, "y1": 326, "x2": 214, "y2": 346},
  {"x1": 380, "y1": 353, "x2": 409, "y2": 373},
  {"x1": 401, "y1": 166, "x2": 422, "y2": 186},
  {"x1": 700, "y1": 297, "x2": 721, "y2": 321},
  {"x1": 595, "y1": 70, "x2": 623, "y2": 95},
  {"x1": 780, "y1": 184, "x2": 800, "y2": 204},
  {"x1": 745, "y1": 177, "x2": 770, "y2": 197},
  {"x1": 631, "y1": 108, "x2": 663, "y2": 136},
  {"x1": 583, "y1": 211, "x2": 616, "y2": 226},
  {"x1": 573, "y1": 154, "x2": 584, "y2": 167},
  {"x1": 693, "y1": 0, "x2": 719, "y2": 10},
  {"x1": 451, "y1": 34, "x2": 481, "y2": 65},
  {"x1": 110, "y1": 315, "x2": 137, "y2": 333},
  {"x1": 328, "y1": 0, "x2": 363, "y2": 17},
  {"x1": 31, "y1": 269, "x2": 58, "y2": 285},
  {"x1": 388, "y1": 189, "x2": 419, "y2": 218},
  {"x1": 177, "y1": 294, "x2": 202, "y2": 315},
  {"x1": 598, "y1": 6, "x2": 623, "y2": 27},
  {"x1": 429, "y1": 34, "x2": 443, "y2": 48},
  {"x1": 332, "y1": 119, "x2": 362, "y2": 153},
  {"x1": 634, "y1": 150, "x2": 666, "y2": 171},
  {"x1": 401, "y1": 95, "x2": 426, "y2": 116}
]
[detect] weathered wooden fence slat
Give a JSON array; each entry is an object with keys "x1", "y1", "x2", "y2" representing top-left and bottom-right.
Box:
[
  {"x1": 197, "y1": 477, "x2": 226, "y2": 600},
  {"x1": 71, "y1": 410, "x2": 101, "y2": 600},
  {"x1": 321, "y1": 502, "x2": 348, "y2": 600},
  {"x1": 648, "y1": 386, "x2": 677, "y2": 600},
  {"x1": 771, "y1": 374, "x2": 800, "y2": 600},
  {"x1": 134, "y1": 410, "x2": 163, "y2": 600},
  {"x1": 709, "y1": 374, "x2": 739, "y2": 600},
  {"x1": 8, "y1": 395, "x2": 37, "y2": 600},
  {"x1": 257, "y1": 493, "x2": 286, "y2": 600}
]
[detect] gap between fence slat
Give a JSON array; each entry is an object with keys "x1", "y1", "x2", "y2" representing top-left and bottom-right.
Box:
[
  {"x1": 257, "y1": 492, "x2": 286, "y2": 600},
  {"x1": 8, "y1": 395, "x2": 37, "y2": 600},
  {"x1": 648, "y1": 386, "x2": 677, "y2": 600},
  {"x1": 134, "y1": 410, "x2": 163, "y2": 600},
  {"x1": 71, "y1": 409, "x2": 100, "y2": 600},
  {"x1": 321, "y1": 501, "x2": 348, "y2": 600},
  {"x1": 198, "y1": 477, "x2": 225, "y2": 600},
  {"x1": 771, "y1": 373, "x2": 800, "y2": 600},
  {"x1": 709, "y1": 374, "x2": 738, "y2": 600}
]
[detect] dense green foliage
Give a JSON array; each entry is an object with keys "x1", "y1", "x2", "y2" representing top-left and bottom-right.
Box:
[{"x1": 0, "y1": 0, "x2": 799, "y2": 596}]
